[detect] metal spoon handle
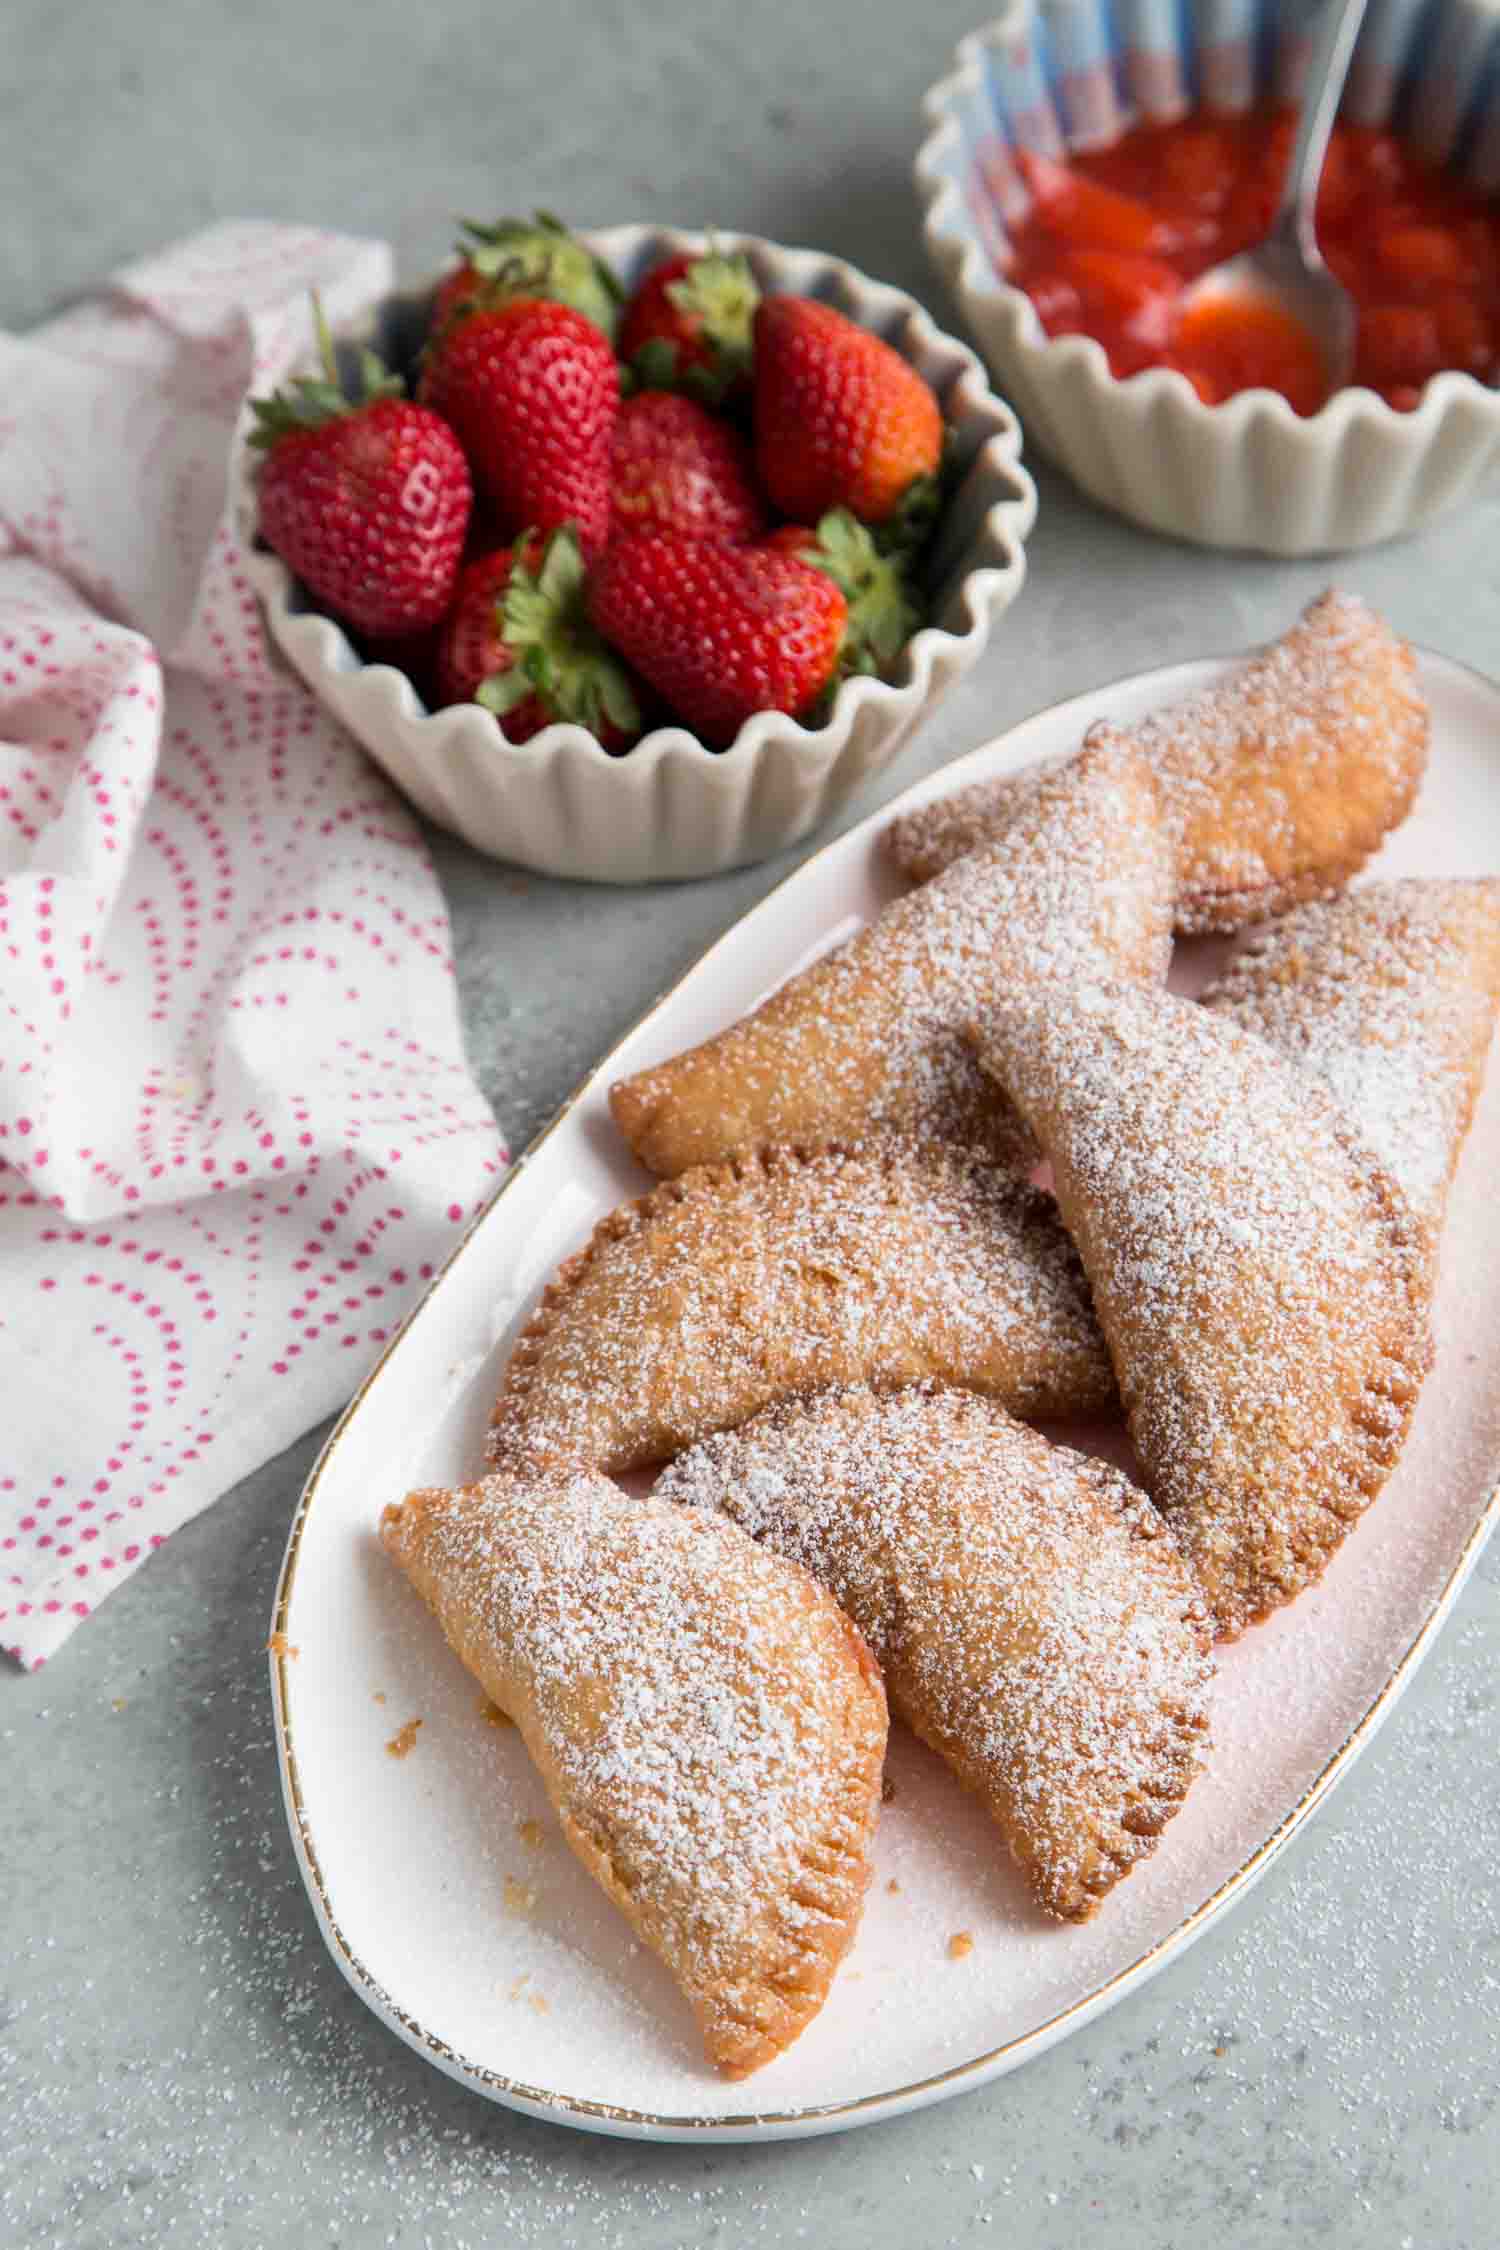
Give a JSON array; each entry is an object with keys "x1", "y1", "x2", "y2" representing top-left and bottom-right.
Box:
[{"x1": 1272, "y1": 0, "x2": 1371, "y2": 258}]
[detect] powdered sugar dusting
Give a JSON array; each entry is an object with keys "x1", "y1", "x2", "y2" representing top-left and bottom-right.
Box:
[
  {"x1": 970, "y1": 980, "x2": 1431, "y2": 1638},
  {"x1": 659, "y1": 1384, "x2": 1212, "y2": 1922},
  {"x1": 380, "y1": 1469, "x2": 885, "y2": 2072},
  {"x1": 886, "y1": 592, "x2": 1428, "y2": 935},
  {"x1": 612, "y1": 730, "x2": 1173, "y2": 1175},
  {"x1": 1201, "y1": 878, "x2": 1500, "y2": 1235},
  {"x1": 487, "y1": 1139, "x2": 1114, "y2": 1473}
]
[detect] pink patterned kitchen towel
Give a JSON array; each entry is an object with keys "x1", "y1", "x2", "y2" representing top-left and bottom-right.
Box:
[{"x1": 0, "y1": 222, "x2": 506, "y2": 1669}]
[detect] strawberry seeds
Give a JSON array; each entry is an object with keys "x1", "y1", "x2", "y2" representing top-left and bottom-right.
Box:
[{"x1": 249, "y1": 213, "x2": 946, "y2": 757}]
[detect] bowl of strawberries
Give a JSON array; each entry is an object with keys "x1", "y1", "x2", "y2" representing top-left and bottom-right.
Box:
[{"x1": 239, "y1": 217, "x2": 1035, "y2": 882}]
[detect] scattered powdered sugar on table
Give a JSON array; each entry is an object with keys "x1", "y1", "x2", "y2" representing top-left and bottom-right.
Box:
[
  {"x1": 2, "y1": 1580, "x2": 1495, "y2": 2248},
  {"x1": 2, "y1": 1076, "x2": 1496, "y2": 2240}
]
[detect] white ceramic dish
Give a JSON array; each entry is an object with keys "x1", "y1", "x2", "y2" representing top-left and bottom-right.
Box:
[
  {"x1": 269, "y1": 645, "x2": 1500, "y2": 2142},
  {"x1": 238, "y1": 224, "x2": 1036, "y2": 884},
  {"x1": 916, "y1": 0, "x2": 1500, "y2": 555}
]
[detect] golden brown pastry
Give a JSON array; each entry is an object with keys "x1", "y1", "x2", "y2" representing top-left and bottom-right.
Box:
[
  {"x1": 379, "y1": 1468, "x2": 888, "y2": 2080},
  {"x1": 487, "y1": 1139, "x2": 1116, "y2": 1472},
  {"x1": 968, "y1": 980, "x2": 1432, "y2": 1638},
  {"x1": 886, "y1": 592, "x2": 1429, "y2": 935},
  {"x1": 611, "y1": 729, "x2": 1173, "y2": 1177},
  {"x1": 657, "y1": 1384, "x2": 1213, "y2": 1922},
  {"x1": 1201, "y1": 879, "x2": 1500, "y2": 1261}
]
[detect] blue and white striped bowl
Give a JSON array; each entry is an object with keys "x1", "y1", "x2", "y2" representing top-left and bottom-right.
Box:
[{"x1": 917, "y1": 0, "x2": 1500, "y2": 553}]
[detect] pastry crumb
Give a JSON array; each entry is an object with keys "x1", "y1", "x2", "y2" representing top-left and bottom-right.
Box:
[
  {"x1": 881, "y1": 1773, "x2": 897, "y2": 1804},
  {"x1": 265, "y1": 1631, "x2": 300, "y2": 1660},
  {"x1": 110, "y1": 1697, "x2": 128, "y2": 1713},
  {"x1": 528, "y1": 1991, "x2": 549, "y2": 2015},
  {"x1": 887, "y1": 1878, "x2": 901, "y2": 1895},
  {"x1": 947, "y1": 1930, "x2": 975, "y2": 1961},
  {"x1": 516, "y1": 1817, "x2": 545, "y2": 1850},
  {"x1": 372, "y1": 1690, "x2": 386, "y2": 1705},
  {"x1": 385, "y1": 1717, "x2": 423, "y2": 1759},
  {"x1": 508, "y1": 1973, "x2": 530, "y2": 2001},
  {"x1": 479, "y1": 1697, "x2": 515, "y2": 1728},
  {"x1": 504, "y1": 1875, "x2": 538, "y2": 1916}
]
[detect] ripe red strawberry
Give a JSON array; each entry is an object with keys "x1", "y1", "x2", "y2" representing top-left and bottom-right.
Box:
[
  {"x1": 418, "y1": 298, "x2": 618, "y2": 557},
  {"x1": 618, "y1": 249, "x2": 759, "y2": 404},
  {"x1": 435, "y1": 529, "x2": 640, "y2": 750},
  {"x1": 589, "y1": 533, "x2": 848, "y2": 748},
  {"x1": 752, "y1": 296, "x2": 944, "y2": 535},
  {"x1": 759, "y1": 509, "x2": 922, "y2": 677},
  {"x1": 250, "y1": 304, "x2": 472, "y2": 638},
  {"x1": 611, "y1": 392, "x2": 767, "y2": 542},
  {"x1": 428, "y1": 211, "x2": 621, "y2": 341}
]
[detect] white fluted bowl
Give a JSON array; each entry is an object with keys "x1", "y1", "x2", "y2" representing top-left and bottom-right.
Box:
[
  {"x1": 237, "y1": 224, "x2": 1035, "y2": 883},
  {"x1": 917, "y1": 0, "x2": 1500, "y2": 556}
]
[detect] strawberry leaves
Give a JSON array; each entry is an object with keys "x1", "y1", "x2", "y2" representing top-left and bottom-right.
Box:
[
  {"x1": 477, "y1": 527, "x2": 641, "y2": 739},
  {"x1": 782, "y1": 510, "x2": 925, "y2": 678},
  {"x1": 248, "y1": 296, "x2": 404, "y2": 448},
  {"x1": 450, "y1": 211, "x2": 622, "y2": 338}
]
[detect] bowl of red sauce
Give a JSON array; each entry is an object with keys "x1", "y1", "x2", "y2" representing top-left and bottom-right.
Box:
[{"x1": 917, "y1": 0, "x2": 1500, "y2": 553}]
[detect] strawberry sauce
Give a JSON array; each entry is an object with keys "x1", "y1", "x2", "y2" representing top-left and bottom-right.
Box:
[{"x1": 1004, "y1": 108, "x2": 1500, "y2": 412}]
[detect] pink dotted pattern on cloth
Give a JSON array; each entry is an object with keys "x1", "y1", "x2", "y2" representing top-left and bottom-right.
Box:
[{"x1": 0, "y1": 223, "x2": 506, "y2": 1670}]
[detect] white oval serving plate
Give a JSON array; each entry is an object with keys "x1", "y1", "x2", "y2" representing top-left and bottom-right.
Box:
[{"x1": 270, "y1": 644, "x2": 1500, "y2": 2142}]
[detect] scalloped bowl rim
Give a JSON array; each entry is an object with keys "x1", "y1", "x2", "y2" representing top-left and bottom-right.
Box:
[
  {"x1": 915, "y1": 4, "x2": 1500, "y2": 442},
  {"x1": 239, "y1": 222, "x2": 1038, "y2": 782}
]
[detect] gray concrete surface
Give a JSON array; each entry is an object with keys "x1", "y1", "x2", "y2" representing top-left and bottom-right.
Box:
[{"x1": 3, "y1": 5, "x2": 1500, "y2": 2244}]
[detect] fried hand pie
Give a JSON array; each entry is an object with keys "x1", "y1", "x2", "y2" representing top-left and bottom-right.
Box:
[
  {"x1": 487, "y1": 1138, "x2": 1116, "y2": 1472},
  {"x1": 887, "y1": 592, "x2": 1428, "y2": 936},
  {"x1": 611, "y1": 729, "x2": 1173, "y2": 1177},
  {"x1": 659, "y1": 1384, "x2": 1213, "y2": 1922},
  {"x1": 380, "y1": 1468, "x2": 888, "y2": 2079},
  {"x1": 969, "y1": 980, "x2": 1432, "y2": 1638}
]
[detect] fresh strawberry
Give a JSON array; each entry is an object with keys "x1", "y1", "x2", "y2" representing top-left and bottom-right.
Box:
[
  {"x1": 250, "y1": 301, "x2": 471, "y2": 637},
  {"x1": 428, "y1": 211, "x2": 621, "y2": 341},
  {"x1": 589, "y1": 532, "x2": 848, "y2": 748},
  {"x1": 618, "y1": 248, "x2": 759, "y2": 404},
  {"x1": 418, "y1": 298, "x2": 618, "y2": 556},
  {"x1": 435, "y1": 547, "x2": 538, "y2": 709},
  {"x1": 752, "y1": 296, "x2": 944, "y2": 538},
  {"x1": 611, "y1": 392, "x2": 767, "y2": 542},
  {"x1": 760, "y1": 509, "x2": 922, "y2": 677},
  {"x1": 436, "y1": 529, "x2": 639, "y2": 749}
]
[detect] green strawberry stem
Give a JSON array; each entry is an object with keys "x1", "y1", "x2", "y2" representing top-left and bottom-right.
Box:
[
  {"x1": 450, "y1": 212, "x2": 622, "y2": 335},
  {"x1": 667, "y1": 247, "x2": 757, "y2": 357},
  {"x1": 248, "y1": 292, "x2": 404, "y2": 449},
  {"x1": 793, "y1": 510, "x2": 924, "y2": 678},
  {"x1": 630, "y1": 246, "x2": 760, "y2": 406},
  {"x1": 311, "y1": 293, "x2": 338, "y2": 386},
  {"x1": 477, "y1": 526, "x2": 640, "y2": 737}
]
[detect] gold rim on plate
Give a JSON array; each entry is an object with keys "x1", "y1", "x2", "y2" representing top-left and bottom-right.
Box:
[{"x1": 269, "y1": 643, "x2": 1500, "y2": 2139}]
